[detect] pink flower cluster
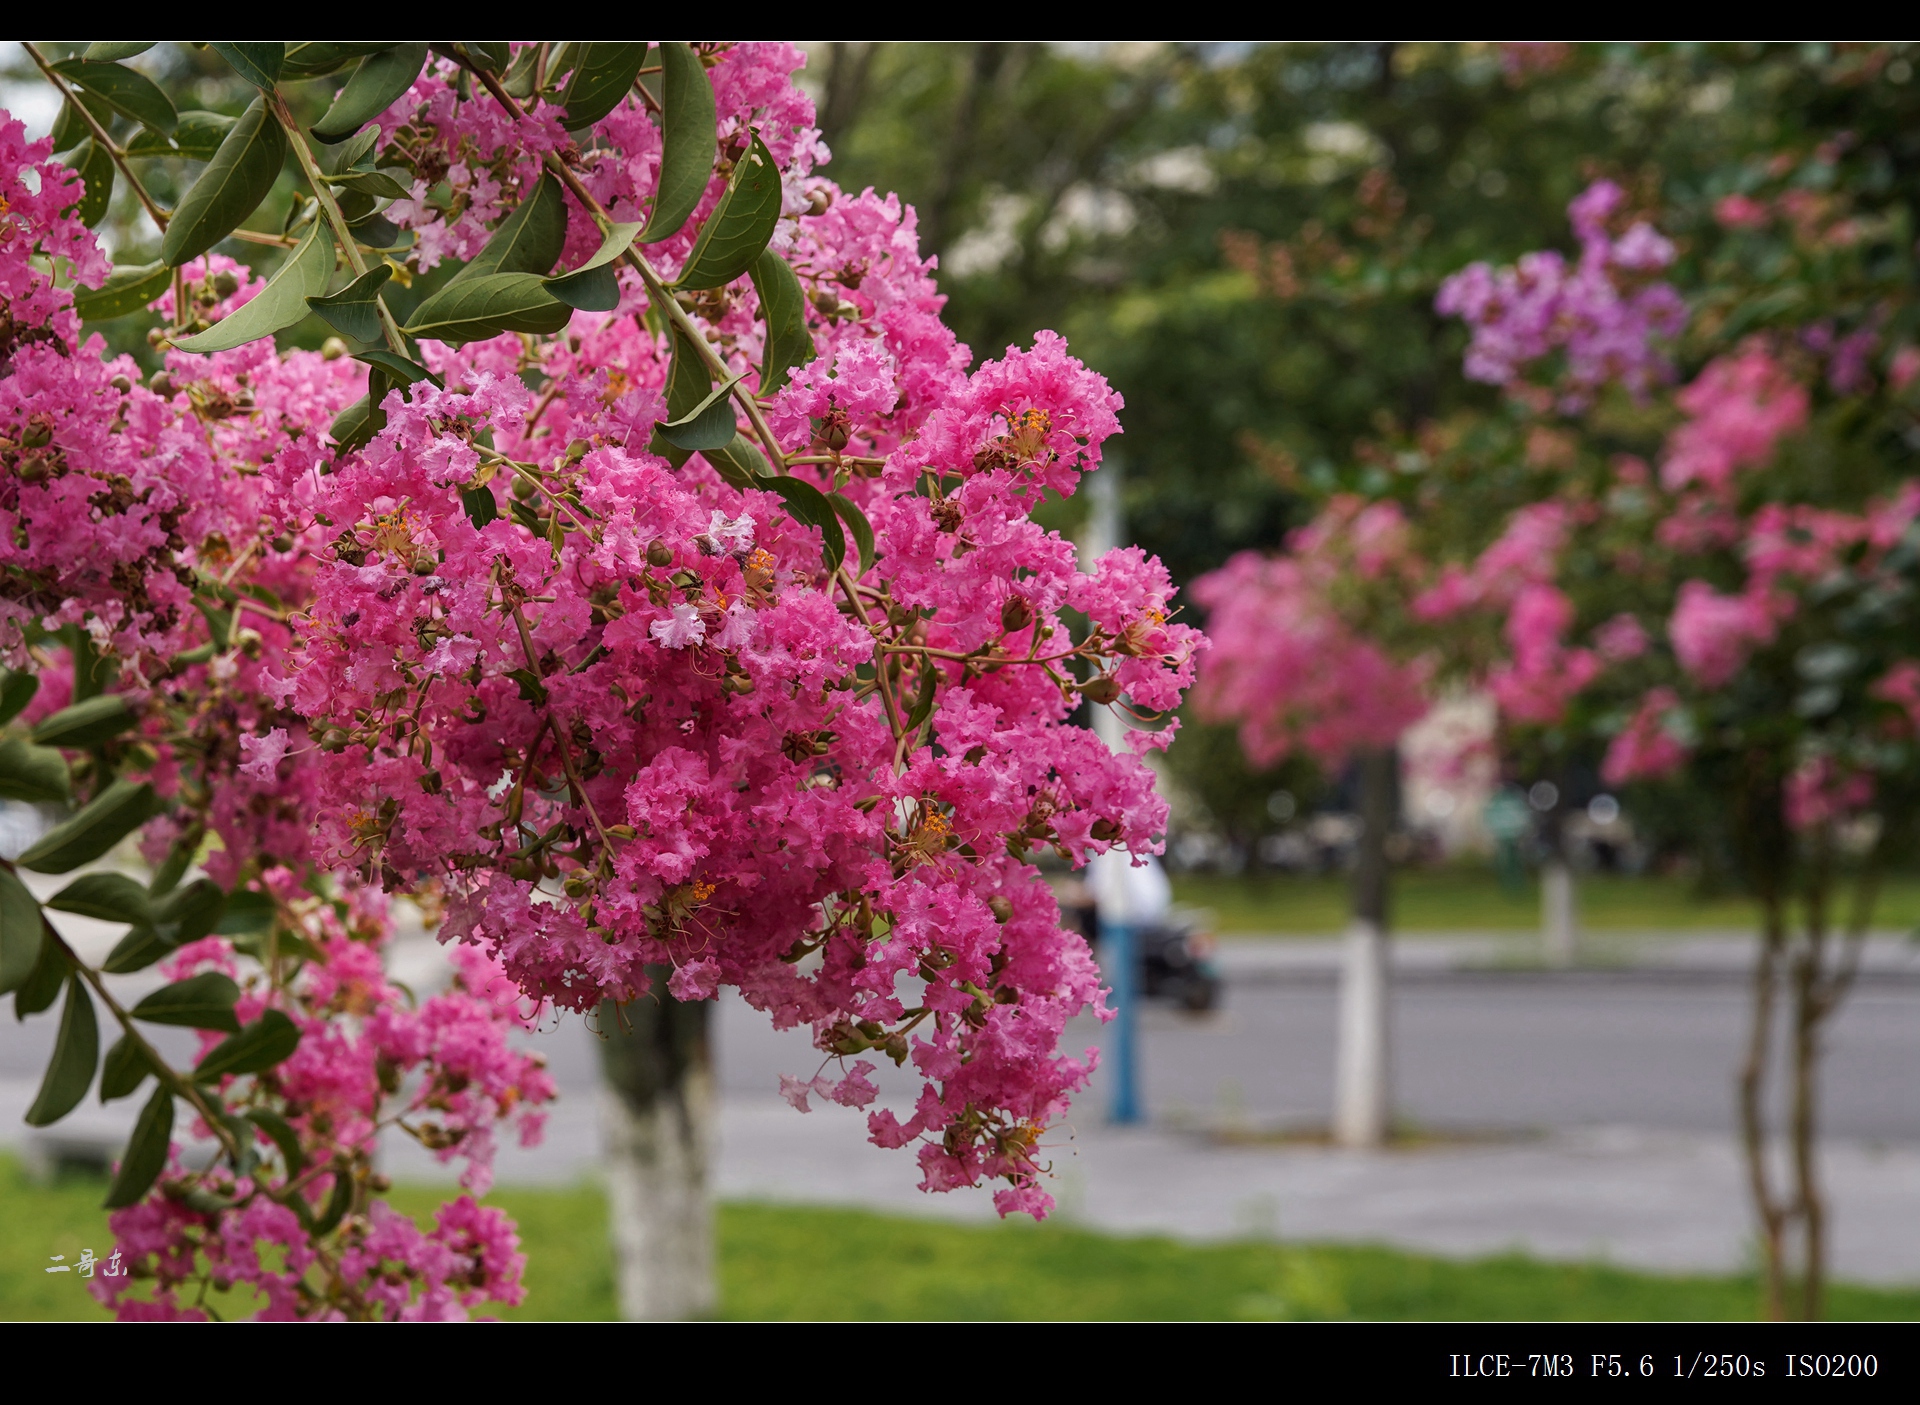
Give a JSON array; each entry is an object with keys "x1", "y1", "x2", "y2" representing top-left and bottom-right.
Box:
[
  {"x1": 1435, "y1": 180, "x2": 1687, "y2": 406},
  {"x1": 1660, "y1": 345, "x2": 1809, "y2": 493}
]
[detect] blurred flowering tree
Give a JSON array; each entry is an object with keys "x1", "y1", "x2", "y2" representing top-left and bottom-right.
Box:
[
  {"x1": 1198, "y1": 43, "x2": 1920, "y2": 1317},
  {"x1": 0, "y1": 40, "x2": 1200, "y2": 1318}
]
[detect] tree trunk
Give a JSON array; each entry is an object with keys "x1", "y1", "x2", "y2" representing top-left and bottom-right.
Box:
[
  {"x1": 1737, "y1": 901, "x2": 1789, "y2": 1320},
  {"x1": 1333, "y1": 746, "x2": 1395, "y2": 1148},
  {"x1": 597, "y1": 975, "x2": 715, "y2": 1321},
  {"x1": 1540, "y1": 857, "x2": 1577, "y2": 967}
]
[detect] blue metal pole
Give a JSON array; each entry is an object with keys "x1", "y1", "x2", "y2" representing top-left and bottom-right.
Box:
[{"x1": 1106, "y1": 921, "x2": 1142, "y2": 1124}]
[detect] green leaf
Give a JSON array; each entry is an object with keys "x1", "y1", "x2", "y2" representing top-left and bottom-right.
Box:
[
  {"x1": 750, "y1": 248, "x2": 814, "y2": 395},
  {"x1": 25, "y1": 974, "x2": 98, "y2": 1126},
  {"x1": 353, "y1": 347, "x2": 443, "y2": 389},
  {"x1": 348, "y1": 213, "x2": 411, "y2": 251},
  {"x1": 501, "y1": 43, "x2": 543, "y2": 99},
  {"x1": 404, "y1": 271, "x2": 574, "y2": 345},
  {"x1": 171, "y1": 220, "x2": 334, "y2": 353},
  {"x1": 675, "y1": 133, "x2": 782, "y2": 291},
  {"x1": 72, "y1": 260, "x2": 170, "y2": 321},
  {"x1": 310, "y1": 1162, "x2": 354, "y2": 1235},
  {"x1": 0, "y1": 866, "x2": 43, "y2": 997},
  {"x1": 702, "y1": 434, "x2": 771, "y2": 490},
  {"x1": 65, "y1": 138, "x2": 115, "y2": 229},
  {"x1": 104, "y1": 1083, "x2": 173, "y2": 1207},
  {"x1": 319, "y1": 123, "x2": 382, "y2": 176},
  {"x1": 450, "y1": 173, "x2": 567, "y2": 286},
  {"x1": 657, "y1": 370, "x2": 746, "y2": 452},
  {"x1": 305, "y1": 264, "x2": 391, "y2": 342},
  {"x1": 215, "y1": 888, "x2": 276, "y2": 936},
  {"x1": 32, "y1": 693, "x2": 136, "y2": 750},
  {"x1": 829, "y1": 492, "x2": 876, "y2": 576},
  {"x1": 132, "y1": 972, "x2": 241, "y2": 1033},
  {"x1": 328, "y1": 168, "x2": 411, "y2": 200},
  {"x1": 46, "y1": 872, "x2": 151, "y2": 924},
  {"x1": 52, "y1": 58, "x2": 177, "y2": 135},
  {"x1": 0, "y1": 670, "x2": 36, "y2": 726},
  {"x1": 546, "y1": 220, "x2": 641, "y2": 311},
  {"x1": 458, "y1": 42, "x2": 513, "y2": 74},
  {"x1": 640, "y1": 43, "x2": 717, "y2": 244},
  {"x1": 49, "y1": 92, "x2": 115, "y2": 154},
  {"x1": 126, "y1": 109, "x2": 237, "y2": 161},
  {"x1": 194, "y1": 1009, "x2": 300, "y2": 1081},
  {"x1": 460, "y1": 485, "x2": 500, "y2": 529},
  {"x1": 62, "y1": 625, "x2": 115, "y2": 704},
  {"x1": 559, "y1": 42, "x2": 649, "y2": 131},
  {"x1": 101, "y1": 926, "x2": 173, "y2": 975},
  {"x1": 84, "y1": 43, "x2": 156, "y2": 62},
  {"x1": 152, "y1": 878, "x2": 226, "y2": 945},
  {"x1": 329, "y1": 393, "x2": 381, "y2": 452},
  {"x1": 209, "y1": 42, "x2": 285, "y2": 90},
  {"x1": 283, "y1": 42, "x2": 396, "y2": 78},
  {"x1": 161, "y1": 97, "x2": 289, "y2": 267},
  {"x1": 246, "y1": 1108, "x2": 306, "y2": 1177},
  {"x1": 13, "y1": 931, "x2": 70, "y2": 1018},
  {"x1": 905, "y1": 659, "x2": 939, "y2": 736},
  {"x1": 0, "y1": 738, "x2": 71, "y2": 804},
  {"x1": 312, "y1": 43, "x2": 428, "y2": 144},
  {"x1": 507, "y1": 668, "x2": 549, "y2": 706},
  {"x1": 18, "y1": 779, "x2": 160, "y2": 875},
  {"x1": 763, "y1": 476, "x2": 846, "y2": 572},
  {"x1": 99, "y1": 1034, "x2": 154, "y2": 1102}
]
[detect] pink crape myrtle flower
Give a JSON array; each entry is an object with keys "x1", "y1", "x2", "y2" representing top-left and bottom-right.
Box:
[
  {"x1": 1601, "y1": 687, "x2": 1692, "y2": 786},
  {"x1": 1668, "y1": 580, "x2": 1780, "y2": 688}
]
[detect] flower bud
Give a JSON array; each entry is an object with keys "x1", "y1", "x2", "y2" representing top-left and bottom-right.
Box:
[
  {"x1": 321, "y1": 336, "x2": 348, "y2": 361},
  {"x1": 512, "y1": 474, "x2": 539, "y2": 500},
  {"x1": 212, "y1": 269, "x2": 239, "y2": 298},
  {"x1": 1078, "y1": 675, "x2": 1122, "y2": 705},
  {"x1": 20, "y1": 418, "x2": 52, "y2": 449},
  {"x1": 319, "y1": 727, "x2": 350, "y2": 752},
  {"x1": 607, "y1": 824, "x2": 637, "y2": 839},
  {"x1": 1000, "y1": 596, "x2": 1033, "y2": 633},
  {"x1": 147, "y1": 371, "x2": 175, "y2": 398},
  {"x1": 988, "y1": 895, "x2": 1014, "y2": 924},
  {"x1": 109, "y1": 374, "x2": 133, "y2": 394},
  {"x1": 807, "y1": 188, "x2": 832, "y2": 216},
  {"x1": 565, "y1": 438, "x2": 590, "y2": 463},
  {"x1": 271, "y1": 533, "x2": 294, "y2": 553},
  {"x1": 412, "y1": 553, "x2": 437, "y2": 575},
  {"x1": 647, "y1": 539, "x2": 673, "y2": 568},
  {"x1": 1090, "y1": 818, "x2": 1121, "y2": 842}
]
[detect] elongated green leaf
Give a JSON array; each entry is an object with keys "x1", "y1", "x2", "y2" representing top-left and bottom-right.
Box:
[
  {"x1": 73, "y1": 260, "x2": 170, "y2": 321},
  {"x1": 702, "y1": 434, "x2": 771, "y2": 490},
  {"x1": 676, "y1": 134, "x2": 782, "y2": 291},
  {"x1": 310, "y1": 1163, "x2": 354, "y2": 1235},
  {"x1": 559, "y1": 42, "x2": 649, "y2": 132},
  {"x1": 161, "y1": 97, "x2": 288, "y2": 267},
  {"x1": 13, "y1": 930, "x2": 70, "y2": 1017},
  {"x1": 646, "y1": 326, "x2": 712, "y2": 468},
  {"x1": 312, "y1": 43, "x2": 428, "y2": 143},
  {"x1": 104, "y1": 1083, "x2": 174, "y2": 1207},
  {"x1": 329, "y1": 394, "x2": 380, "y2": 452},
  {"x1": 100, "y1": 1034, "x2": 154, "y2": 1102},
  {"x1": 132, "y1": 972, "x2": 241, "y2": 1033},
  {"x1": 84, "y1": 43, "x2": 156, "y2": 62},
  {"x1": 47, "y1": 872, "x2": 150, "y2": 924},
  {"x1": 352, "y1": 348, "x2": 443, "y2": 388},
  {"x1": 461, "y1": 484, "x2": 500, "y2": 528},
  {"x1": 126, "y1": 109, "x2": 238, "y2": 160},
  {"x1": 101, "y1": 924, "x2": 170, "y2": 974},
  {"x1": 53, "y1": 58, "x2": 177, "y2": 135},
  {"x1": 152, "y1": 878, "x2": 226, "y2": 945},
  {"x1": 306, "y1": 264, "x2": 391, "y2": 342},
  {"x1": 501, "y1": 43, "x2": 542, "y2": 98},
  {"x1": 32, "y1": 693, "x2": 136, "y2": 750},
  {"x1": 172, "y1": 221, "x2": 334, "y2": 353},
  {"x1": 404, "y1": 271, "x2": 574, "y2": 345},
  {"x1": 49, "y1": 92, "x2": 115, "y2": 154},
  {"x1": 0, "y1": 738, "x2": 71, "y2": 804},
  {"x1": 319, "y1": 124, "x2": 382, "y2": 177},
  {"x1": 750, "y1": 248, "x2": 814, "y2": 395},
  {"x1": 194, "y1": 1008, "x2": 300, "y2": 1080},
  {"x1": 65, "y1": 139, "x2": 114, "y2": 228},
  {"x1": 215, "y1": 888, "x2": 276, "y2": 936},
  {"x1": 546, "y1": 221, "x2": 641, "y2": 311},
  {"x1": 209, "y1": 42, "x2": 284, "y2": 90},
  {"x1": 18, "y1": 779, "x2": 159, "y2": 875},
  {"x1": 328, "y1": 168, "x2": 411, "y2": 200},
  {"x1": 284, "y1": 42, "x2": 395, "y2": 78},
  {"x1": 764, "y1": 476, "x2": 846, "y2": 572},
  {"x1": 829, "y1": 492, "x2": 876, "y2": 576},
  {"x1": 905, "y1": 658, "x2": 939, "y2": 735},
  {"x1": 449, "y1": 173, "x2": 566, "y2": 287},
  {"x1": 658, "y1": 371, "x2": 746, "y2": 451},
  {"x1": 640, "y1": 43, "x2": 717, "y2": 244},
  {"x1": 0, "y1": 867, "x2": 42, "y2": 996},
  {"x1": 247, "y1": 1107, "x2": 306, "y2": 1176},
  {"x1": 0, "y1": 670, "x2": 37, "y2": 726},
  {"x1": 25, "y1": 974, "x2": 98, "y2": 1125}
]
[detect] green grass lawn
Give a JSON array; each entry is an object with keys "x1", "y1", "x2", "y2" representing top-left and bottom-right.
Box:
[
  {"x1": 1171, "y1": 869, "x2": 1920, "y2": 935},
  {"x1": 6, "y1": 1157, "x2": 1915, "y2": 1321}
]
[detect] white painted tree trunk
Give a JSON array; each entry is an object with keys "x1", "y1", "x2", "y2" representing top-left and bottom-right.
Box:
[
  {"x1": 1542, "y1": 858, "x2": 1578, "y2": 967},
  {"x1": 601, "y1": 1069, "x2": 715, "y2": 1320},
  {"x1": 1332, "y1": 917, "x2": 1390, "y2": 1147}
]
